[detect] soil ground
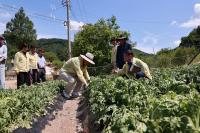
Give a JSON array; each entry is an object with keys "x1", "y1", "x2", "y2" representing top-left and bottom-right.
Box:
[{"x1": 6, "y1": 79, "x2": 84, "y2": 133}]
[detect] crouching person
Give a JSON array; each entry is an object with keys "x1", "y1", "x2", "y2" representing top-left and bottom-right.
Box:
[
  {"x1": 58, "y1": 53, "x2": 95, "y2": 99},
  {"x1": 113, "y1": 50, "x2": 152, "y2": 80}
]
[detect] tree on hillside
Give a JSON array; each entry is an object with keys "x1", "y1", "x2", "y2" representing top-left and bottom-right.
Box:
[
  {"x1": 172, "y1": 47, "x2": 198, "y2": 66},
  {"x1": 3, "y1": 7, "x2": 37, "y2": 50},
  {"x1": 36, "y1": 39, "x2": 68, "y2": 61},
  {"x1": 73, "y1": 16, "x2": 131, "y2": 65},
  {"x1": 180, "y1": 26, "x2": 200, "y2": 49}
]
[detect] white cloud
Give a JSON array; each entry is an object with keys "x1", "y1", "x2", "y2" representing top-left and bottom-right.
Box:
[
  {"x1": 170, "y1": 20, "x2": 178, "y2": 26},
  {"x1": 136, "y1": 46, "x2": 158, "y2": 54},
  {"x1": 194, "y1": 3, "x2": 200, "y2": 17},
  {"x1": 37, "y1": 34, "x2": 62, "y2": 39},
  {"x1": 173, "y1": 40, "x2": 181, "y2": 46},
  {"x1": 64, "y1": 20, "x2": 85, "y2": 31},
  {"x1": 37, "y1": 33, "x2": 73, "y2": 40},
  {"x1": 180, "y1": 18, "x2": 200, "y2": 28},
  {"x1": 143, "y1": 35, "x2": 158, "y2": 45},
  {"x1": 180, "y1": 3, "x2": 200, "y2": 28},
  {"x1": 0, "y1": 22, "x2": 6, "y2": 34},
  {"x1": 0, "y1": 10, "x2": 13, "y2": 34},
  {"x1": 136, "y1": 33, "x2": 161, "y2": 54}
]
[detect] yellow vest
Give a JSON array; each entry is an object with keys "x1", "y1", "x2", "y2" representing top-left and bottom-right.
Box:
[
  {"x1": 61, "y1": 57, "x2": 90, "y2": 85},
  {"x1": 14, "y1": 51, "x2": 30, "y2": 73},
  {"x1": 28, "y1": 52, "x2": 38, "y2": 69},
  {"x1": 117, "y1": 57, "x2": 152, "y2": 80}
]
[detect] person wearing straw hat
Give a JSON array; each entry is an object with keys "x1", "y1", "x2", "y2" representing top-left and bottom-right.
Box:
[
  {"x1": 58, "y1": 52, "x2": 95, "y2": 99},
  {"x1": 113, "y1": 50, "x2": 152, "y2": 80},
  {"x1": 0, "y1": 35, "x2": 7, "y2": 89}
]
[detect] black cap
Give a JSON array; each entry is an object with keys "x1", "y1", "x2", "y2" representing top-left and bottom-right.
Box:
[{"x1": 117, "y1": 35, "x2": 128, "y2": 40}]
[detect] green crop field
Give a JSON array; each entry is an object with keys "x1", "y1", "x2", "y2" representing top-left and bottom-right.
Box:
[
  {"x1": 1, "y1": 65, "x2": 200, "y2": 133},
  {"x1": 85, "y1": 65, "x2": 200, "y2": 133},
  {"x1": 0, "y1": 81, "x2": 66, "y2": 132}
]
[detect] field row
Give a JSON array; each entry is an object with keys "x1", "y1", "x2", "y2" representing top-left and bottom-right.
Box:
[{"x1": 85, "y1": 65, "x2": 200, "y2": 132}]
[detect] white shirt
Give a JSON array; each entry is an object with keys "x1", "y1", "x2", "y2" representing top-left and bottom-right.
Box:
[
  {"x1": 0, "y1": 45, "x2": 7, "y2": 62},
  {"x1": 38, "y1": 56, "x2": 46, "y2": 68}
]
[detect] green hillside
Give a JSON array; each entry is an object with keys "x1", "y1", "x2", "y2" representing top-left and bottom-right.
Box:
[
  {"x1": 36, "y1": 38, "x2": 150, "y2": 61},
  {"x1": 133, "y1": 48, "x2": 152, "y2": 56},
  {"x1": 36, "y1": 38, "x2": 68, "y2": 61}
]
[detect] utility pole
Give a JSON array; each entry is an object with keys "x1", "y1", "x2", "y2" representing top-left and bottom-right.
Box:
[
  {"x1": 63, "y1": 0, "x2": 71, "y2": 59},
  {"x1": 66, "y1": 0, "x2": 71, "y2": 59}
]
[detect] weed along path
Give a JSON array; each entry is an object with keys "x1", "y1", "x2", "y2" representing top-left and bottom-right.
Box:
[
  {"x1": 14, "y1": 96, "x2": 84, "y2": 133},
  {"x1": 5, "y1": 79, "x2": 85, "y2": 133}
]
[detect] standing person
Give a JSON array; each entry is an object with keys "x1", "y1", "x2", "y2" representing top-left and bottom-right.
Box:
[
  {"x1": 113, "y1": 50, "x2": 152, "y2": 80},
  {"x1": 58, "y1": 52, "x2": 95, "y2": 99},
  {"x1": 111, "y1": 38, "x2": 118, "y2": 69},
  {"x1": 116, "y1": 36, "x2": 132, "y2": 69},
  {"x1": 14, "y1": 44, "x2": 30, "y2": 89},
  {"x1": 38, "y1": 49, "x2": 46, "y2": 82},
  {"x1": 28, "y1": 45, "x2": 38, "y2": 84},
  {"x1": 0, "y1": 36, "x2": 7, "y2": 89}
]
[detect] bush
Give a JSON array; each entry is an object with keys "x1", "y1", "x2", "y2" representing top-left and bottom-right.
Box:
[
  {"x1": 52, "y1": 60, "x2": 63, "y2": 69},
  {"x1": 45, "y1": 52, "x2": 58, "y2": 62}
]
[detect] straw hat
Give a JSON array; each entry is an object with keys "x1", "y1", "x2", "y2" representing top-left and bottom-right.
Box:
[{"x1": 80, "y1": 52, "x2": 95, "y2": 65}]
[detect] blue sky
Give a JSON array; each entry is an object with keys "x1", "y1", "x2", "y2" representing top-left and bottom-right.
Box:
[{"x1": 0, "y1": 0, "x2": 200, "y2": 53}]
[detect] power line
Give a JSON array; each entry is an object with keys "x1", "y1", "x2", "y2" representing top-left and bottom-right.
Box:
[
  {"x1": 77, "y1": 0, "x2": 88, "y2": 22},
  {"x1": 70, "y1": 5, "x2": 79, "y2": 21},
  {"x1": 0, "y1": 3, "x2": 65, "y2": 23},
  {"x1": 0, "y1": 2, "x2": 178, "y2": 25},
  {"x1": 76, "y1": 0, "x2": 82, "y2": 15},
  {"x1": 0, "y1": 7, "x2": 63, "y2": 24}
]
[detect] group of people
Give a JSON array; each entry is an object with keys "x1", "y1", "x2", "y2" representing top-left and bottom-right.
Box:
[
  {"x1": 58, "y1": 35, "x2": 152, "y2": 99},
  {"x1": 111, "y1": 35, "x2": 152, "y2": 80},
  {"x1": 14, "y1": 44, "x2": 47, "y2": 88},
  {"x1": 0, "y1": 34, "x2": 152, "y2": 100},
  {"x1": 0, "y1": 35, "x2": 47, "y2": 89}
]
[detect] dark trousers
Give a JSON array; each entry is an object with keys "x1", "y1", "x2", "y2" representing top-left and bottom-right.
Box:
[
  {"x1": 30, "y1": 69, "x2": 39, "y2": 84},
  {"x1": 38, "y1": 68, "x2": 46, "y2": 82},
  {"x1": 136, "y1": 72, "x2": 145, "y2": 79},
  {"x1": 17, "y1": 72, "x2": 31, "y2": 89},
  {"x1": 116, "y1": 62, "x2": 125, "y2": 69}
]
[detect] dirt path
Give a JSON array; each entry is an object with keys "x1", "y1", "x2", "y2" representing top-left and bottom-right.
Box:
[
  {"x1": 8, "y1": 81, "x2": 84, "y2": 133},
  {"x1": 42, "y1": 98, "x2": 83, "y2": 133},
  {"x1": 5, "y1": 79, "x2": 17, "y2": 89},
  {"x1": 6, "y1": 79, "x2": 84, "y2": 133},
  {"x1": 13, "y1": 97, "x2": 84, "y2": 133}
]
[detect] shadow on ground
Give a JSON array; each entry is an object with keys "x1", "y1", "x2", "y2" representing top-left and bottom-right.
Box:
[
  {"x1": 76, "y1": 97, "x2": 101, "y2": 133},
  {"x1": 13, "y1": 95, "x2": 66, "y2": 133}
]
